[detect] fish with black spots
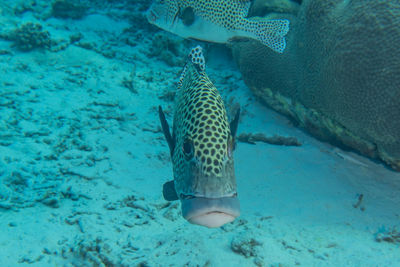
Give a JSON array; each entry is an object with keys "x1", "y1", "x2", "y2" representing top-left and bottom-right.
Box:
[
  {"x1": 159, "y1": 45, "x2": 240, "y2": 228},
  {"x1": 147, "y1": 0, "x2": 290, "y2": 53}
]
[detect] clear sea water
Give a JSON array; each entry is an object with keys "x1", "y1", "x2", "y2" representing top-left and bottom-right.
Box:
[{"x1": 0, "y1": 1, "x2": 399, "y2": 266}]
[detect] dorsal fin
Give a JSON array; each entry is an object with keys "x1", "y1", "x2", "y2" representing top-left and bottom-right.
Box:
[
  {"x1": 237, "y1": 0, "x2": 253, "y2": 16},
  {"x1": 188, "y1": 45, "x2": 206, "y2": 71},
  {"x1": 158, "y1": 106, "x2": 175, "y2": 155},
  {"x1": 178, "y1": 63, "x2": 188, "y2": 89}
]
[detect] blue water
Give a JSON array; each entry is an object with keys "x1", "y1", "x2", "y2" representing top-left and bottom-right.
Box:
[{"x1": 0, "y1": 1, "x2": 399, "y2": 266}]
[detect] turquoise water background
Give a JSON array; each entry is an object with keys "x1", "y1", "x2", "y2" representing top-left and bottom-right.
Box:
[{"x1": 0, "y1": 1, "x2": 399, "y2": 266}]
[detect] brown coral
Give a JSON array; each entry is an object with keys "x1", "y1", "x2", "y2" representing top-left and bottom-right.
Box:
[
  {"x1": 10, "y1": 22, "x2": 51, "y2": 51},
  {"x1": 230, "y1": 0, "x2": 400, "y2": 171}
]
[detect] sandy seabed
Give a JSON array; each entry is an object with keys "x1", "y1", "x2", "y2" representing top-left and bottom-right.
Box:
[{"x1": 0, "y1": 1, "x2": 399, "y2": 266}]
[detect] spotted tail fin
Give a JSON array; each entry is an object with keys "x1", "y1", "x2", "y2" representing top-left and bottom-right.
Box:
[{"x1": 249, "y1": 18, "x2": 290, "y2": 53}]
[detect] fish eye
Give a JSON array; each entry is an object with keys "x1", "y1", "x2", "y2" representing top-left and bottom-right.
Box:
[
  {"x1": 180, "y1": 7, "x2": 195, "y2": 26},
  {"x1": 182, "y1": 138, "x2": 194, "y2": 160}
]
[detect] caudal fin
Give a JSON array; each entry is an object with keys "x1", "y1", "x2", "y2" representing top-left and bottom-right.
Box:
[{"x1": 249, "y1": 18, "x2": 290, "y2": 53}]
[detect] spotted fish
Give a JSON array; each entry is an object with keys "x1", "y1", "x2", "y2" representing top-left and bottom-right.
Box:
[
  {"x1": 147, "y1": 0, "x2": 290, "y2": 53},
  {"x1": 159, "y1": 46, "x2": 240, "y2": 228}
]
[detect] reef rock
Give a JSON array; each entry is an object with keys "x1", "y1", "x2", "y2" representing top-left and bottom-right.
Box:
[
  {"x1": 230, "y1": 0, "x2": 400, "y2": 171},
  {"x1": 8, "y1": 22, "x2": 51, "y2": 51}
]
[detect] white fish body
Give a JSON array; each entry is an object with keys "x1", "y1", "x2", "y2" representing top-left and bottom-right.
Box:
[
  {"x1": 147, "y1": 0, "x2": 290, "y2": 53},
  {"x1": 168, "y1": 13, "x2": 251, "y2": 44}
]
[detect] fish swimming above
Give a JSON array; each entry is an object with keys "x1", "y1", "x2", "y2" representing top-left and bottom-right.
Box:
[
  {"x1": 158, "y1": 45, "x2": 241, "y2": 228},
  {"x1": 147, "y1": 0, "x2": 290, "y2": 53}
]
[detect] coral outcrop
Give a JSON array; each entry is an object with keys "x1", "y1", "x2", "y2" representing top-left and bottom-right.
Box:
[
  {"x1": 230, "y1": 0, "x2": 400, "y2": 171},
  {"x1": 248, "y1": 0, "x2": 300, "y2": 17},
  {"x1": 147, "y1": 32, "x2": 190, "y2": 67},
  {"x1": 8, "y1": 22, "x2": 51, "y2": 51}
]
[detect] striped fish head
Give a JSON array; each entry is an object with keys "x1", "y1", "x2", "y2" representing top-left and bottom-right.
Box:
[
  {"x1": 147, "y1": 0, "x2": 180, "y2": 29},
  {"x1": 147, "y1": 0, "x2": 198, "y2": 37},
  {"x1": 159, "y1": 46, "x2": 241, "y2": 228}
]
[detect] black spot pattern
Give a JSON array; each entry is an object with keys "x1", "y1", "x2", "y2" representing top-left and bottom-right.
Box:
[
  {"x1": 161, "y1": 0, "x2": 289, "y2": 53},
  {"x1": 172, "y1": 46, "x2": 231, "y2": 178},
  {"x1": 178, "y1": 0, "x2": 251, "y2": 31}
]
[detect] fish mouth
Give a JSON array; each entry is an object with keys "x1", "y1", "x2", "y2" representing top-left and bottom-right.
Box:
[{"x1": 181, "y1": 196, "x2": 240, "y2": 228}]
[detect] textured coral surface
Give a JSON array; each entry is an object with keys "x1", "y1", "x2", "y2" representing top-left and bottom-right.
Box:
[{"x1": 231, "y1": 0, "x2": 400, "y2": 170}]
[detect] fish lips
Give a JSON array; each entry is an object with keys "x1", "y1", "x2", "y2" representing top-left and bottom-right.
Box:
[{"x1": 181, "y1": 196, "x2": 240, "y2": 228}]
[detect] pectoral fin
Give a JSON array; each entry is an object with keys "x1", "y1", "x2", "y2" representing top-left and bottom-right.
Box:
[
  {"x1": 229, "y1": 107, "x2": 240, "y2": 150},
  {"x1": 158, "y1": 106, "x2": 175, "y2": 155},
  {"x1": 163, "y1": 180, "x2": 179, "y2": 201},
  {"x1": 230, "y1": 107, "x2": 240, "y2": 140}
]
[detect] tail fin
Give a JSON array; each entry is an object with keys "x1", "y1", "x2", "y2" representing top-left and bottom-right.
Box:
[{"x1": 249, "y1": 18, "x2": 290, "y2": 53}]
